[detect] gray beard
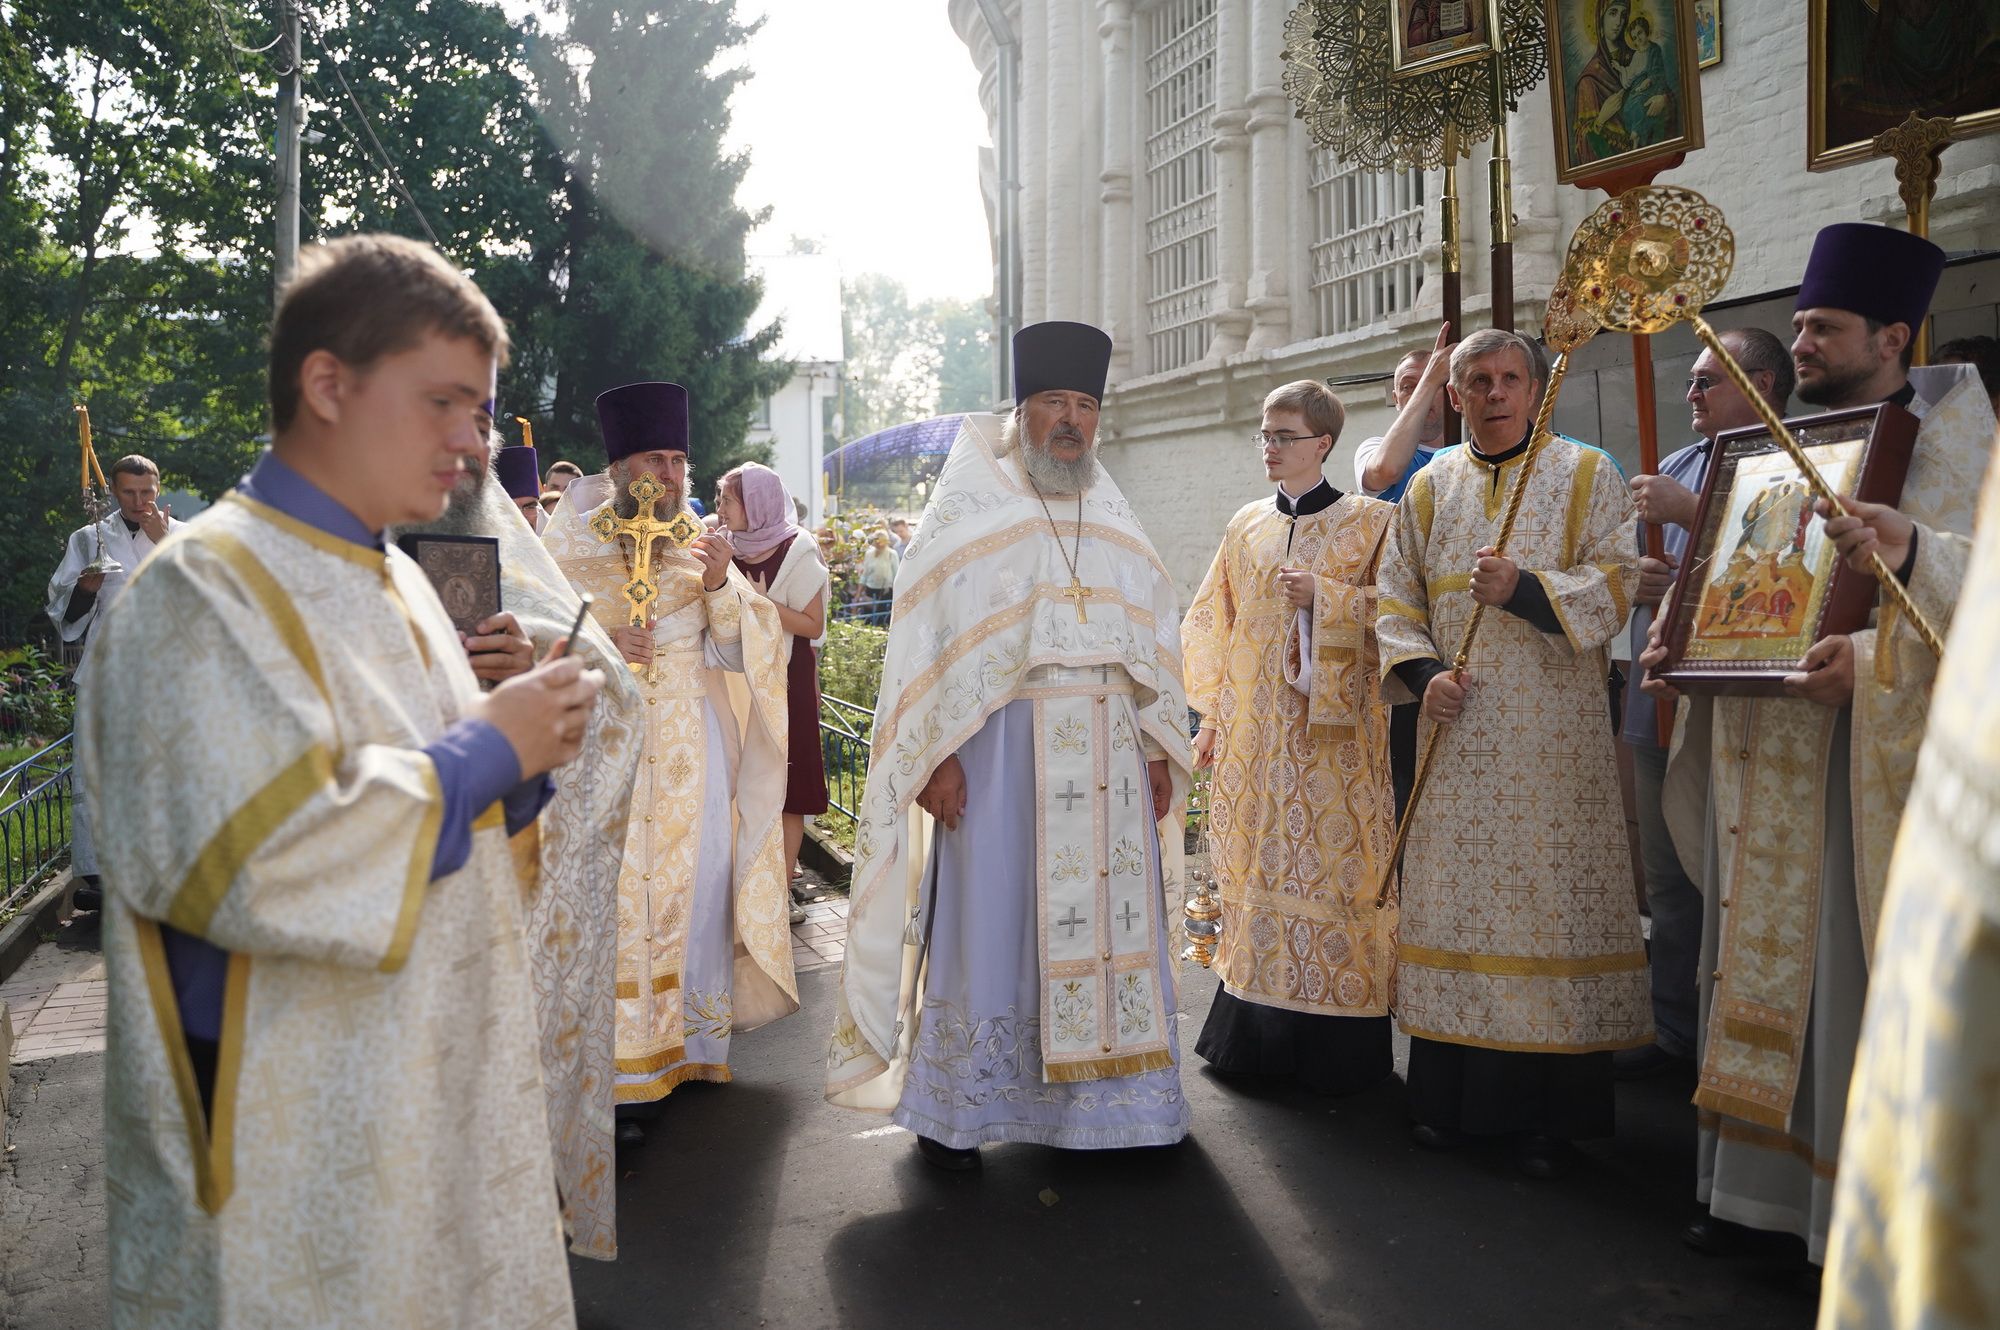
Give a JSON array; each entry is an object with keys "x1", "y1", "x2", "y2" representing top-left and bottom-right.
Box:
[
  {"x1": 388, "y1": 462, "x2": 493, "y2": 541},
  {"x1": 609, "y1": 463, "x2": 689, "y2": 521},
  {"x1": 1021, "y1": 438, "x2": 1099, "y2": 495}
]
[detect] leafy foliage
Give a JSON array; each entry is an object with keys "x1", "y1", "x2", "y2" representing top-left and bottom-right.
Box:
[
  {"x1": 1, "y1": 0, "x2": 789, "y2": 643},
  {"x1": 0, "y1": 646, "x2": 74, "y2": 741}
]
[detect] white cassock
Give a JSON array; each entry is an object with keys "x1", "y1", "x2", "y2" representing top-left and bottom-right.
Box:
[{"x1": 46, "y1": 510, "x2": 179, "y2": 877}]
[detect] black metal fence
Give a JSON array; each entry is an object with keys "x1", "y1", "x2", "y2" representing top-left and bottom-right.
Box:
[
  {"x1": 0, "y1": 735, "x2": 73, "y2": 915},
  {"x1": 818, "y1": 693, "x2": 874, "y2": 825}
]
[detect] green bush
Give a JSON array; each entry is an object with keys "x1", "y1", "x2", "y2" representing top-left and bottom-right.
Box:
[
  {"x1": 818, "y1": 617, "x2": 888, "y2": 711},
  {"x1": 0, "y1": 646, "x2": 74, "y2": 742}
]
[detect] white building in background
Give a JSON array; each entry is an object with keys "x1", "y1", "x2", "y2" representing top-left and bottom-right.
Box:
[
  {"x1": 948, "y1": 0, "x2": 2000, "y2": 596},
  {"x1": 746, "y1": 252, "x2": 845, "y2": 529}
]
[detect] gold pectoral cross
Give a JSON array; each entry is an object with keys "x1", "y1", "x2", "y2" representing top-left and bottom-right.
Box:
[
  {"x1": 1059, "y1": 576, "x2": 1098, "y2": 623},
  {"x1": 587, "y1": 474, "x2": 704, "y2": 681}
]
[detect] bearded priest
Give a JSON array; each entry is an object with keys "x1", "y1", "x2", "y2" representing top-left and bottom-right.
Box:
[
  {"x1": 1182, "y1": 379, "x2": 1399, "y2": 1095},
  {"x1": 826, "y1": 321, "x2": 1195, "y2": 1171},
  {"x1": 543, "y1": 382, "x2": 798, "y2": 1144},
  {"x1": 391, "y1": 437, "x2": 642, "y2": 1261}
]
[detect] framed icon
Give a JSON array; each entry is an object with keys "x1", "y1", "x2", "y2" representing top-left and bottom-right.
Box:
[
  {"x1": 1546, "y1": 0, "x2": 1706, "y2": 186},
  {"x1": 1652, "y1": 402, "x2": 1917, "y2": 695}
]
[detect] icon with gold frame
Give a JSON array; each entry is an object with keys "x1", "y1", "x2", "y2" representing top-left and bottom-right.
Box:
[
  {"x1": 1806, "y1": 0, "x2": 2000, "y2": 172},
  {"x1": 1388, "y1": 0, "x2": 1494, "y2": 79},
  {"x1": 1652, "y1": 402, "x2": 1917, "y2": 696},
  {"x1": 1544, "y1": 0, "x2": 1705, "y2": 186}
]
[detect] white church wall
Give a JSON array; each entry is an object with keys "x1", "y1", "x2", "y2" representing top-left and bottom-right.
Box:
[{"x1": 955, "y1": 0, "x2": 2000, "y2": 598}]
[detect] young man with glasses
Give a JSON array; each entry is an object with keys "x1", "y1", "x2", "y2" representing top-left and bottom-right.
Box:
[
  {"x1": 1182, "y1": 380, "x2": 1400, "y2": 1095},
  {"x1": 1615, "y1": 327, "x2": 1793, "y2": 1084}
]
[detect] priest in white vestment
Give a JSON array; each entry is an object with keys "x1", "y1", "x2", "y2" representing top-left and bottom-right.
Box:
[
  {"x1": 45, "y1": 452, "x2": 182, "y2": 901},
  {"x1": 392, "y1": 440, "x2": 643, "y2": 1261},
  {"x1": 827, "y1": 321, "x2": 1195, "y2": 1170},
  {"x1": 1647, "y1": 224, "x2": 2000, "y2": 1263},
  {"x1": 77, "y1": 234, "x2": 598, "y2": 1328},
  {"x1": 543, "y1": 381, "x2": 797, "y2": 1144}
]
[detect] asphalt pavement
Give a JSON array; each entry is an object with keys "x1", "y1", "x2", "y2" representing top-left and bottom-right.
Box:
[{"x1": 570, "y1": 965, "x2": 1820, "y2": 1330}]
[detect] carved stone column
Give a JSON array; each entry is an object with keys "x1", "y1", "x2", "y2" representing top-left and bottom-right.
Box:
[
  {"x1": 1242, "y1": 0, "x2": 1293, "y2": 350},
  {"x1": 1207, "y1": 0, "x2": 1252, "y2": 359},
  {"x1": 1043, "y1": 0, "x2": 1083, "y2": 318},
  {"x1": 1097, "y1": 0, "x2": 1136, "y2": 381},
  {"x1": 1020, "y1": 0, "x2": 1048, "y2": 324}
]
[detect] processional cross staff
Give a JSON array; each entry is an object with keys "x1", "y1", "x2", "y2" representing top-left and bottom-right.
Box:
[{"x1": 587, "y1": 474, "x2": 705, "y2": 683}]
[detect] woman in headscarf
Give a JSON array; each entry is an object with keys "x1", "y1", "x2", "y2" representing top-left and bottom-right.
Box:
[{"x1": 718, "y1": 463, "x2": 832, "y2": 891}]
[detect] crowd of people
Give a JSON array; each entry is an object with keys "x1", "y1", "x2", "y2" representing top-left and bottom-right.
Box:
[{"x1": 42, "y1": 221, "x2": 2000, "y2": 1328}]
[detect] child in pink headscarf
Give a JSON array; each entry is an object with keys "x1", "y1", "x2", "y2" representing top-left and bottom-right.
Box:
[{"x1": 718, "y1": 463, "x2": 831, "y2": 895}]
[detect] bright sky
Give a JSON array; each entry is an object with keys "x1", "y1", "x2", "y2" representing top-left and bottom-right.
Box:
[{"x1": 725, "y1": 0, "x2": 995, "y2": 302}]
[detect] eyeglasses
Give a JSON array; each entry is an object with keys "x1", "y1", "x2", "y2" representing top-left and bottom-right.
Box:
[
  {"x1": 1252, "y1": 431, "x2": 1329, "y2": 449},
  {"x1": 1686, "y1": 374, "x2": 1719, "y2": 394}
]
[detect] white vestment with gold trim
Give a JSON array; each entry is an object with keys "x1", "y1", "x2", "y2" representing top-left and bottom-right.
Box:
[
  {"x1": 1819, "y1": 401, "x2": 2000, "y2": 1330},
  {"x1": 426, "y1": 476, "x2": 642, "y2": 1262},
  {"x1": 826, "y1": 414, "x2": 1194, "y2": 1145},
  {"x1": 543, "y1": 476, "x2": 798, "y2": 1104},
  {"x1": 78, "y1": 493, "x2": 573, "y2": 1329}
]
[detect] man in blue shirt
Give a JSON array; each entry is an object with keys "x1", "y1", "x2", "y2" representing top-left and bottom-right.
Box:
[{"x1": 1617, "y1": 326, "x2": 1794, "y2": 1079}]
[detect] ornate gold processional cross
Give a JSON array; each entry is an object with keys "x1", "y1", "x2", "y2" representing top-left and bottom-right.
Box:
[{"x1": 587, "y1": 473, "x2": 704, "y2": 681}]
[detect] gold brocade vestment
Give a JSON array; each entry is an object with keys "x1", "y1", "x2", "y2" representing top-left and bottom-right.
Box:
[
  {"x1": 1182, "y1": 493, "x2": 1397, "y2": 1016},
  {"x1": 1377, "y1": 436, "x2": 1652, "y2": 1053},
  {"x1": 78, "y1": 493, "x2": 574, "y2": 1329},
  {"x1": 543, "y1": 482, "x2": 798, "y2": 1103}
]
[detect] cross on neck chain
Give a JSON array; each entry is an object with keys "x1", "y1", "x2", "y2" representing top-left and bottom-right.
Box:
[{"x1": 1030, "y1": 480, "x2": 1096, "y2": 622}]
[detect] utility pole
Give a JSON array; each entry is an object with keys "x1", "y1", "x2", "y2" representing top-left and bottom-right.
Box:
[{"x1": 274, "y1": 0, "x2": 303, "y2": 298}]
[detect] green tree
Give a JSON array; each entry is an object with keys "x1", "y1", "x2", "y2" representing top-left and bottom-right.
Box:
[{"x1": 534, "y1": 0, "x2": 788, "y2": 481}]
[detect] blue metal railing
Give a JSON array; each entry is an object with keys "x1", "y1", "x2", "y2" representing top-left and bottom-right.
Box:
[
  {"x1": 831, "y1": 595, "x2": 894, "y2": 626},
  {"x1": 818, "y1": 693, "x2": 874, "y2": 826},
  {"x1": 0, "y1": 735, "x2": 74, "y2": 913}
]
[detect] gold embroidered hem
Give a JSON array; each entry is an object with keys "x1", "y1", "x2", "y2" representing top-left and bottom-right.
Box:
[
  {"x1": 612, "y1": 1062, "x2": 731, "y2": 1103},
  {"x1": 1181, "y1": 494, "x2": 1398, "y2": 1020}
]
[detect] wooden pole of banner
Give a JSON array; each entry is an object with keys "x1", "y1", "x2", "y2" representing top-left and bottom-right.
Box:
[
  {"x1": 1483, "y1": 0, "x2": 1514, "y2": 331},
  {"x1": 1441, "y1": 125, "x2": 1464, "y2": 447},
  {"x1": 1570, "y1": 157, "x2": 1686, "y2": 743}
]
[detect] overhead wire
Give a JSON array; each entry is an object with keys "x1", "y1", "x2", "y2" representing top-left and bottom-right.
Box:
[
  {"x1": 294, "y1": 2, "x2": 445, "y2": 250},
  {"x1": 198, "y1": 0, "x2": 276, "y2": 184}
]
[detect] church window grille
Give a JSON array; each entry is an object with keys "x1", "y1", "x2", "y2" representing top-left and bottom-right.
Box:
[
  {"x1": 1308, "y1": 151, "x2": 1425, "y2": 336},
  {"x1": 1143, "y1": 0, "x2": 1217, "y2": 374}
]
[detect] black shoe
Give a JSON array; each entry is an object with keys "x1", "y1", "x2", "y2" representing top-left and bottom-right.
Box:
[
  {"x1": 915, "y1": 1134, "x2": 981, "y2": 1171},
  {"x1": 1410, "y1": 1123, "x2": 1464, "y2": 1152},
  {"x1": 616, "y1": 1120, "x2": 646, "y2": 1149},
  {"x1": 1614, "y1": 1043, "x2": 1686, "y2": 1080},
  {"x1": 1515, "y1": 1133, "x2": 1573, "y2": 1180},
  {"x1": 70, "y1": 876, "x2": 103, "y2": 913},
  {"x1": 1682, "y1": 1212, "x2": 1753, "y2": 1256}
]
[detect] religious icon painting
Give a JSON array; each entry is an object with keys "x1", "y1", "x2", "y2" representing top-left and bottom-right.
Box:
[
  {"x1": 1807, "y1": 0, "x2": 2000, "y2": 172},
  {"x1": 394, "y1": 532, "x2": 502, "y2": 636},
  {"x1": 1544, "y1": 0, "x2": 1705, "y2": 186},
  {"x1": 1692, "y1": 0, "x2": 1719, "y2": 69},
  {"x1": 1389, "y1": 0, "x2": 1493, "y2": 79},
  {"x1": 1653, "y1": 402, "x2": 1918, "y2": 696}
]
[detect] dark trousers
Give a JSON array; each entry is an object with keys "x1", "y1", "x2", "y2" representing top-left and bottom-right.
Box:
[{"x1": 1630, "y1": 742, "x2": 1700, "y2": 1057}]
